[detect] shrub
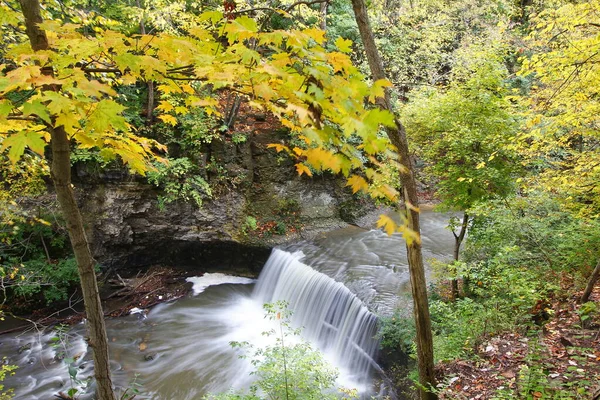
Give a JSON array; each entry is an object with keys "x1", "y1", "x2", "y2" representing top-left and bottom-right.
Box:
[
  {"x1": 205, "y1": 302, "x2": 357, "y2": 400},
  {"x1": 147, "y1": 157, "x2": 212, "y2": 210}
]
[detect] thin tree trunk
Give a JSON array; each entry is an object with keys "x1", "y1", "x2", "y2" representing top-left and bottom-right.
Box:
[
  {"x1": 451, "y1": 213, "x2": 469, "y2": 300},
  {"x1": 349, "y1": 0, "x2": 436, "y2": 397},
  {"x1": 320, "y1": 1, "x2": 328, "y2": 30},
  {"x1": 18, "y1": 1, "x2": 116, "y2": 399},
  {"x1": 50, "y1": 126, "x2": 116, "y2": 400},
  {"x1": 136, "y1": 0, "x2": 155, "y2": 125},
  {"x1": 581, "y1": 260, "x2": 600, "y2": 303}
]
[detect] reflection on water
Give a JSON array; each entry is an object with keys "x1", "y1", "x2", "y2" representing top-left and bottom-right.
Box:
[{"x1": 0, "y1": 211, "x2": 455, "y2": 399}]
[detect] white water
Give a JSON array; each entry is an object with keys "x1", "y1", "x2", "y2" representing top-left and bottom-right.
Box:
[
  {"x1": 254, "y1": 249, "x2": 380, "y2": 391},
  {"x1": 0, "y1": 211, "x2": 455, "y2": 399},
  {"x1": 186, "y1": 273, "x2": 255, "y2": 295}
]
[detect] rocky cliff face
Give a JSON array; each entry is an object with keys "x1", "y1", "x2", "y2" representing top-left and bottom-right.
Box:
[{"x1": 75, "y1": 129, "x2": 373, "y2": 274}]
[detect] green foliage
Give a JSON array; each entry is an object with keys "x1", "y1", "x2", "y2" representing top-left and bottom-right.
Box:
[
  {"x1": 0, "y1": 363, "x2": 16, "y2": 400},
  {"x1": 242, "y1": 216, "x2": 258, "y2": 235},
  {"x1": 465, "y1": 193, "x2": 600, "y2": 274},
  {"x1": 147, "y1": 157, "x2": 212, "y2": 210},
  {"x1": 341, "y1": 0, "x2": 516, "y2": 88},
  {"x1": 231, "y1": 132, "x2": 248, "y2": 145},
  {"x1": 0, "y1": 201, "x2": 84, "y2": 306},
  {"x1": 205, "y1": 301, "x2": 355, "y2": 400},
  {"x1": 377, "y1": 312, "x2": 416, "y2": 355},
  {"x1": 12, "y1": 257, "x2": 81, "y2": 304},
  {"x1": 576, "y1": 302, "x2": 598, "y2": 329},
  {"x1": 50, "y1": 324, "x2": 90, "y2": 398},
  {"x1": 157, "y1": 101, "x2": 219, "y2": 154},
  {"x1": 403, "y1": 50, "x2": 519, "y2": 211},
  {"x1": 427, "y1": 192, "x2": 600, "y2": 361}
]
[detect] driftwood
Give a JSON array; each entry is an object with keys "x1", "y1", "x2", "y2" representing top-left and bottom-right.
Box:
[{"x1": 106, "y1": 271, "x2": 165, "y2": 299}]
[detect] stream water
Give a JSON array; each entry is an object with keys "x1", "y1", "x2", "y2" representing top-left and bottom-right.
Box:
[{"x1": 0, "y1": 211, "x2": 454, "y2": 399}]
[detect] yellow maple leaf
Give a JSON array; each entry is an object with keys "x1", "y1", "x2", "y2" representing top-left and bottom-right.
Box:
[
  {"x1": 295, "y1": 163, "x2": 313, "y2": 177},
  {"x1": 267, "y1": 143, "x2": 290, "y2": 153},
  {"x1": 376, "y1": 214, "x2": 397, "y2": 236},
  {"x1": 156, "y1": 101, "x2": 175, "y2": 113},
  {"x1": 346, "y1": 175, "x2": 368, "y2": 194},
  {"x1": 158, "y1": 114, "x2": 177, "y2": 126}
]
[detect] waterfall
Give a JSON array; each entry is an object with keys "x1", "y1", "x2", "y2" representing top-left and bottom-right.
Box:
[{"x1": 253, "y1": 248, "x2": 380, "y2": 384}]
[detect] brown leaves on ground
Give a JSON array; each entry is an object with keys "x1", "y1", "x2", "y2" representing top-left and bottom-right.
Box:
[{"x1": 436, "y1": 282, "x2": 600, "y2": 399}]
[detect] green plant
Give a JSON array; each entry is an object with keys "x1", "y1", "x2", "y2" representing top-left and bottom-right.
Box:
[
  {"x1": 492, "y1": 333, "x2": 596, "y2": 399},
  {"x1": 577, "y1": 302, "x2": 597, "y2": 330},
  {"x1": 205, "y1": 301, "x2": 357, "y2": 400},
  {"x1": 0, "y1": 362, "x2": 16, "y2": 400},
  {"x1": 119, "y1": 374, "x2": 143, "y2": 400},
  {"x1": 231, "y1": 132, "x2": 247, "y2": 145},
  {"x1": 242, "y1": 216, "x2": 258, "y2": 235},
  {"x1": 10, "y1": 257, "x2": 81, "y2": 305},
  {"x1": 377, "y1": 312, "x2": 416, "y2": 355},
  {"x1": 50, "y1": 324, "x2": 89, "y2": 399},
  {"x1": 147, "y1": 157, "x2": 212, "y2": 210}
]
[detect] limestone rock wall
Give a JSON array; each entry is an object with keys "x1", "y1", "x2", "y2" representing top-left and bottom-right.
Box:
[{"x1": 75, "y1": 130, "x2": 373, "y2": 273}]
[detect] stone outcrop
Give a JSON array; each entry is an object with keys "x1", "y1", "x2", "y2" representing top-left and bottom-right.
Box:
[{"x1": 74, "y1": 129, "x2": 374, "y2": 274}]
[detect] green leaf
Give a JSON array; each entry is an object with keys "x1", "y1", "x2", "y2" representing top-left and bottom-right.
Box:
[
  {"x1": 0, "y1": 131, "x2": 47, "y2": 163},
  {"x1": 199, "y1": 11, "x2": 223, "y2": 24},
  {"x1": 369, "y1": 79, "x2": 393, "y2": 103},
  {"x1": 86, "y1": 100, "x2": 128, "y2": 133},
  {"x1": 0, "y1": 99, "x2": 12, "y2": 119},
  {"x1": 335, "y1": 37, "x2": 353, "y2": 53},
  {"x1": 22, "y1": 100, "x2": 51, "y2": 124}
]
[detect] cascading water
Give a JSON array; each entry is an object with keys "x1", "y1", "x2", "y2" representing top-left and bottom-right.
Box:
[
  {"x1": 253, "y1": 249, "x2": 380, "y2": 390},
  {"x1": 0, "y1": 212, "x2": 455, "y2": 399}
]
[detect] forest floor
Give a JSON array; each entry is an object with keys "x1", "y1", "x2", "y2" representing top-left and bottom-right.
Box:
[{"x1": 436, "y1": 281, "x2": 600, "y2": 399}]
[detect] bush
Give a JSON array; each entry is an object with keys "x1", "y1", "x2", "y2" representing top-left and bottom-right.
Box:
[
  {"x1": 427, "y1": 193, "x2": 595, "y2": 361},
  {"x1": 12, "y1": 257, "x2": 81, "y2": 304},
  {"x1": 0, "y1": 364, "x2": 16, "y2": 400},
  {"x1": 205, "y1": 302, "x2": 357, "y2": 400},
  {"x1": 147, "y1": 157, "x2": 212, "y2": 210}
]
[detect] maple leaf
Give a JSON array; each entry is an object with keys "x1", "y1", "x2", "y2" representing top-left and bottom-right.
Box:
[
  {"x1": 1, "y1": 131, "x2": 47, "y2": 163},
  {"x1": 335, "y1": 37, "x2": 353, "y2": 53},
  {"x1": 267, "y1": 143, "x2": 290, "y2": 153},
  {"x1": 346, "y1": 175, "x2": 368, "y2": 194},
  {"x1": 377, "y1": 214, "x2": 397, "y2": 236},
  {"x1": 86, "y1": 100, "x2": 128, "y2": 133},
  {"x1": 158, "y1": 114, "x2": 178, "y2": 126},
  {"x1": 22, "y1": 100, "x2": 51, "y2": 124},
  {"x1": 295, "y1": 163, "x2": 313, "y2": 177},
  {"x1": 0, "y1": 100, "x2": 13, "y2": 119},
  {"x1": 369, "y1": 79, "x2": 393, "y2": 103},
  {"x1": 156, "y1": 101, "x2": 175, "y2": 113}
]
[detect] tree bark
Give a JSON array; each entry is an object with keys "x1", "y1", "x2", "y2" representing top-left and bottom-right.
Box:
[
  {"x1": 136, "y1": 0, "x2": 155, "y2": 125},
  {"x1": 581, "y1": 259, "x2": 600, "y2": 303},
  {"x1": 18, "y1": 2, "x2": 116, "y2": 399},
  {"x1": 349, "y1": 0, "x2": 437, "y2": 398},
  {"x1": 451, "y1": 213, "x2": 469, "y2": 300},
  {"x1": 319, "y1": 1, "x2": 328, "y2": 30}
]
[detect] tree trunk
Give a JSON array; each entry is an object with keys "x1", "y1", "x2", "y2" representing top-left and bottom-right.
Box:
[
  {"x1": 451, "y1": 213, "x2": 469, "y2": 300},
  {"x1": 349, "y1": 0, "x2": 437, "y2": 397},
  {"x1": 320, "y1": 1, "x2": 328, "y2": 30},
  {"x1": 581, "y1": 259, "x2": 600, "y2": 303},
  {"x1": 18, "y1": 2, "x2": 116, "y2": 399},
  {"x1": 50, "y1": 127, "x2": 116, "y2": 400},
  {"x1": 136, "y1": 0, "x2": 155, "y2": 125}
]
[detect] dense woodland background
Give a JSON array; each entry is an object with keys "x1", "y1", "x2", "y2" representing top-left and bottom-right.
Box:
[{"x1": 0, "y1": 0, "x2": 599, "y2": 399}]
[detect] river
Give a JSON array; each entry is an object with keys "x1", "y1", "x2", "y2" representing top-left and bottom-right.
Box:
[{"x1": 0, "y1": 211, "x2": 454, "y2": 399}]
